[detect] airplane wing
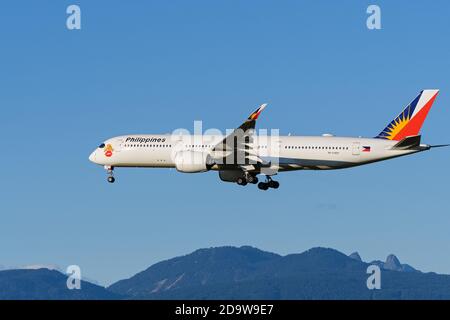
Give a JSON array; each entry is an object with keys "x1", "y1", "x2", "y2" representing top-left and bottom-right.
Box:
[{"x1": 210, "y1": 104, "x2": 268, "y2": 171}]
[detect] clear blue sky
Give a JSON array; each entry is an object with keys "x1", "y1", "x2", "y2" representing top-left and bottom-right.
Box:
[{"x1": 1, "y1": 1, "x2": 449, "y2": 285}]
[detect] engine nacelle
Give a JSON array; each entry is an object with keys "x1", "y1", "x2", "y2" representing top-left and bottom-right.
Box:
[
  {"x1": 174, "y1": 151, "x2": 210, "y2": 173},
  {"x1": 218, "y1": 170, "x2": 245, "y2": 183}
]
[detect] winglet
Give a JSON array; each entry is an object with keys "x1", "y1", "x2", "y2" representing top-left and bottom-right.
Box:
[{"x1": 248, "y1": 103, "x2": 267, "y2": 120}]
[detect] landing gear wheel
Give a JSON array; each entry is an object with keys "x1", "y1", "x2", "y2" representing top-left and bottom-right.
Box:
[
  {"x1": 104, "y1": 166, "x2": 115, "y2": 184},
  {"x1": 247, "y1": 175, "x2": 258, "y2": 184},
  {"x1": 269, "y1": 180, "x2": 279, "y2": 189},
  {"x1": 237, "y1": 177, "x2": 247, "y2": 186},
  {"x1": 258, "y1": 182, "x2": 269, "y2": 190}
]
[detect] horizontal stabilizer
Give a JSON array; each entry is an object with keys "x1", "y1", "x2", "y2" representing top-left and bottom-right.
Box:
[
  {"x1": 391, "y1": 135, "x2": 421, "y2": 150},
  {"x1": 429, "y1": 144, "x2": 450, "y2": 149}
]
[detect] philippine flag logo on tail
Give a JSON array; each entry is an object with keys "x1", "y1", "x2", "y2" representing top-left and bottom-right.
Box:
[
  {"x1": 376, "y1": 89, "x2": 439, "y2": 141},
  {"x1": 362, "y1": 146, "x2": 371, "y2": 152}
]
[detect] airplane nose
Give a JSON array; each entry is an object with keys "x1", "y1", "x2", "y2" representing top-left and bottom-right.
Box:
[{"x1": 89, "y1": 150, "x2": 97, "y2": 163}]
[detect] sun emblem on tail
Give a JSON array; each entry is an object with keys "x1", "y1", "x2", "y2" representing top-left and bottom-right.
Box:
[
  {"x1": 383, "y1": 113, "x2": 410, "y2": 140},
  {"x1": 104, "y1": 144, "x2": 114, "y2": 157}
]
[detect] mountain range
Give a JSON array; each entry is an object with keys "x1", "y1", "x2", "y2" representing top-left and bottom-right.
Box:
[
  {"x1": 2, "y1": 246, "x2": 450, "y2": 299},
  {"x1": 0, "y1": 268, "x2": 120, "y2": 300}
]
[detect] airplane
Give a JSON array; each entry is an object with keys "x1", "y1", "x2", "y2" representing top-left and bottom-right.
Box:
[{"x1": 89, "y1": 89, "x2": 447, "y2": 190}]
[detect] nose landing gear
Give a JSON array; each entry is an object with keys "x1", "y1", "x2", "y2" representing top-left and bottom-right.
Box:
[{"x1": 105, "y1": 166, "x2": 115, "y2": 183}]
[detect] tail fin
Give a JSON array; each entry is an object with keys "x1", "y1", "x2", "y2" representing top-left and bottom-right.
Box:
[{"x1": 376, "y1": 89, "x2": 439, "y2": 140}]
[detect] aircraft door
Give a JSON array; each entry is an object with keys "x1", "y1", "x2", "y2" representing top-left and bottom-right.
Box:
[
  {"x1": 116, "y1": 138, "x2": 124, "y2": 152},
  {"x1": 352, "y1": 142, "x2": 360, "y2": 155}
]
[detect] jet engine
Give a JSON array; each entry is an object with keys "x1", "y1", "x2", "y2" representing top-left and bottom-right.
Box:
[{"x1": 174, "y1": 151, "x2": 212, "y2": 173}]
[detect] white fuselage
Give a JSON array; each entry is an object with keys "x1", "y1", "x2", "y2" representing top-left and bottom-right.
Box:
[{"x1": 89, "y1": 134, "x2": 425, "y2": 172}]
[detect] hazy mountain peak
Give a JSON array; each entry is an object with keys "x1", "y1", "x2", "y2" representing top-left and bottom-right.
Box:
[
  {"x1": 20, "y1": 264, "x2": 62, "y2": 272},
  {"x1": 108, "y1": 245, "x2": 282, "y2": 297},
  {"x1": 305, "y1": 247, "x2": 344, "y2": 255},
  {"x1": 369, "y1": 254, "x2": 419, "y2": 273},
  {"x1": 0, "y1": 269, "x2": 120, "y2": 300},
  {"x1": 349, "y1": 252, "x2": 362, "y2": 262},
  {"x1": 384, "y1": 254, "x2": 402, "y2": 271},
  {"x1": 189, "y1": 245, "x2": 281, "y2": 261}
]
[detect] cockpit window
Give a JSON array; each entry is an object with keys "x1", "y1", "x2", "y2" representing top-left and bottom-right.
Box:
[{"x1": 98, "y1": 143, "x2": 105, "y2": 148}]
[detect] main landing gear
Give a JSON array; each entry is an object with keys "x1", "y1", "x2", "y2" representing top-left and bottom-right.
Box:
[
  {"x1": 105, "y1": 165, "x2": 115, "y2": 183},
  {"x1": 237, "y1": 173, "x2": 259, "y2": 186},
  {"x1": 257, "y1": 176, "x2": 279, "y2": 191},
  {"x1": 236, "y1": 174, "x2": 279, "y2": 190}
]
